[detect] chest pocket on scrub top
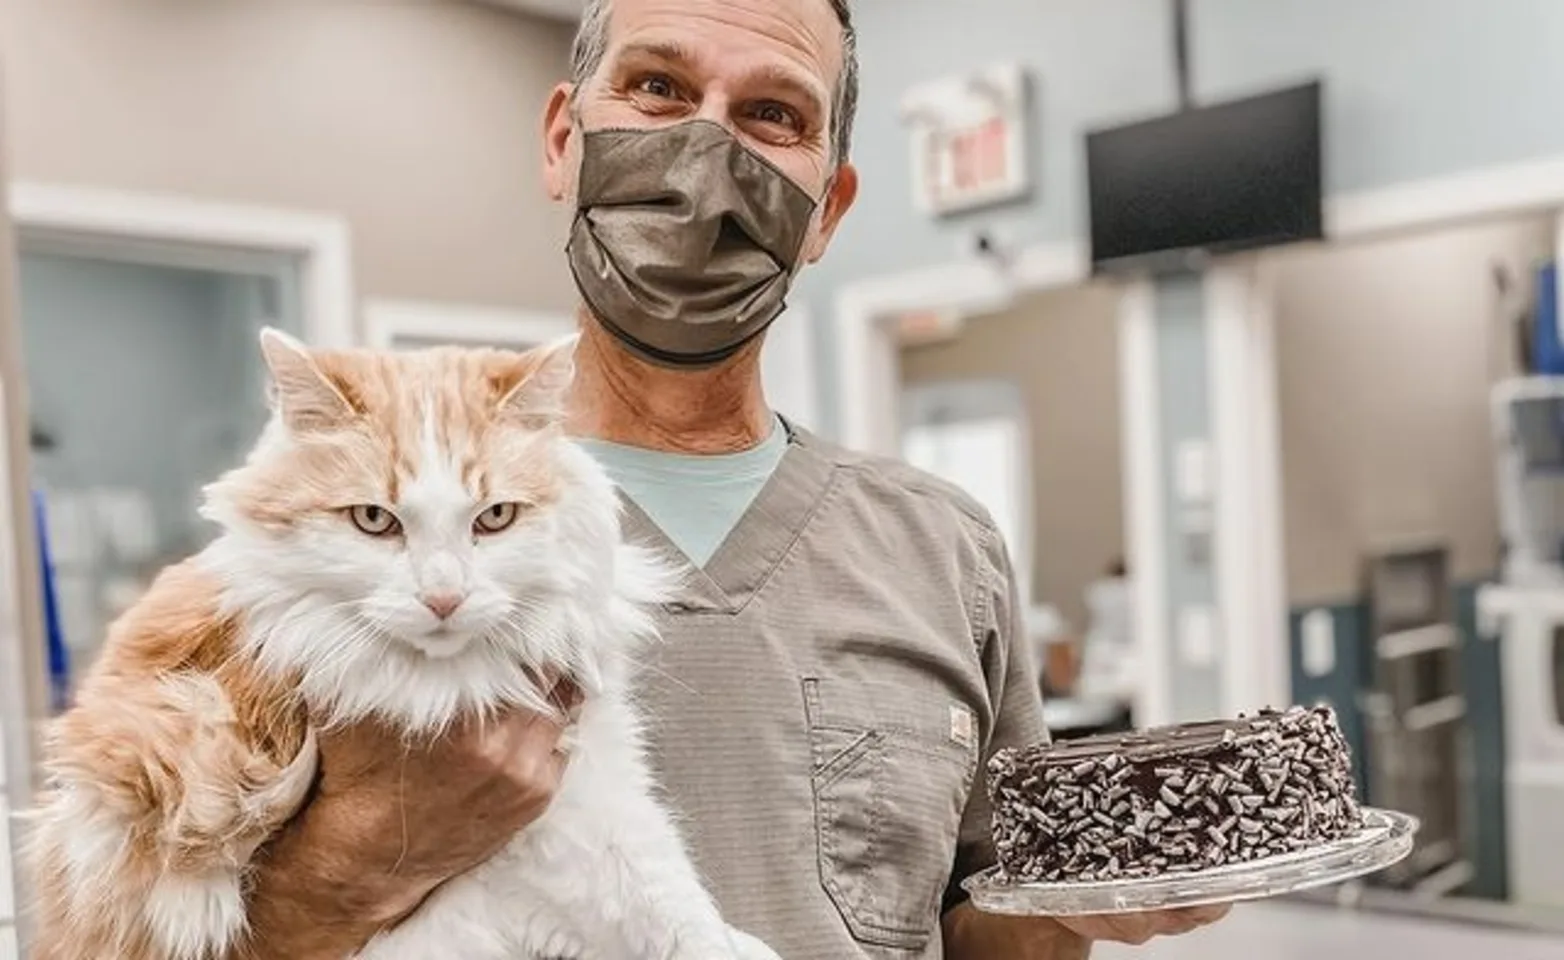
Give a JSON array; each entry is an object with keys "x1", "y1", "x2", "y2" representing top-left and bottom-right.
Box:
[{"x1": 803, "y1": 676, "x2": 979, "y2": 951}]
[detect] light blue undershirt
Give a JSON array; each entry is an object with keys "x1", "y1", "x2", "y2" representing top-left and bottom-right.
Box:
[{"x1": 577, "y1": 416, "x2": 788, "y2": 568}]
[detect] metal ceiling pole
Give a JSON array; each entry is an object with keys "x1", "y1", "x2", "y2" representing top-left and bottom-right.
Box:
[{"x1": 1173, "y1": 0, "x2": 1193, "y2": 110}]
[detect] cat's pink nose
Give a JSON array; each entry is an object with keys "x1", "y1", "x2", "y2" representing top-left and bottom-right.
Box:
[{"x1": 420, "y1": 592, "x2": 465, "y2": 620}]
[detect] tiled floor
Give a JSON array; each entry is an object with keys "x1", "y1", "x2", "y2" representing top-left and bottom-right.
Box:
[{"x1": 1097, "y1": 902, "x2": 1564, "y2": 959}]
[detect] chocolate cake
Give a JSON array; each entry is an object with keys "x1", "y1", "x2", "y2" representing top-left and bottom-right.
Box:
[{"x1": 988, "y1": 706, "x2": 1362, "y2": 884}]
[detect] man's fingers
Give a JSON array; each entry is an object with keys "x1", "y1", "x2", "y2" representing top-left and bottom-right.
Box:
[
  {"x1": 1061, "y1": 916, "x2": 1150, "y2": 945},
  {"x1": 548, "y1": 675, "x2": 583, "y2": 710},
  {"x1": 1156, "y1": 911, "x2": 1208, "y2": 936},
  {"x1": 1061, "y1": 904, "x2": 1229, "y2": 946},
  {"x1": 1171, "y1": 904, "x2": 1231, "y2": 926},
  {"x1": 547, "y1": 741, "x2": 570, "y2": 782}
]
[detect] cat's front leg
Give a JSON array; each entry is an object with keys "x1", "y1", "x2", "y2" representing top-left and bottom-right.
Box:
[
  {"x1": 560, "y1": 785, "x2": 770, "y2": 960},
  {"x1": 527, "y1": 704, "x2": 745, "y2": 960}
]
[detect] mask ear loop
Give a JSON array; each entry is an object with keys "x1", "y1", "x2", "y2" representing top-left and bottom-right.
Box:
[{"x1": 789, "y1": 167, "x2": 839, "y2": 277}]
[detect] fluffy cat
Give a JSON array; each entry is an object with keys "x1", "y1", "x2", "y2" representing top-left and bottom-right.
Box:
[{"x1": 26, "y1": 330, "x2": 778, "y2": 960}]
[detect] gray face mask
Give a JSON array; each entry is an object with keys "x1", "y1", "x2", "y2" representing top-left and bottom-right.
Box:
[{"x1": 565, "y1": 120, "x2": 819, "y2": 367}]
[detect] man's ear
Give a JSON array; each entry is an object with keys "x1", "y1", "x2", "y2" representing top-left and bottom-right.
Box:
[
  {"x1": 258, "y1": 328, "x2": 357, "y2": 433},
  {"x1": 543, "y1": 83, "x2": 578, "y2": 202},
  {"x1": 498, "y1": 335, "x2": 578, "y2": 430},
  {"x1": 803, "y1": 162, "x2": 860, "y2": 264}
]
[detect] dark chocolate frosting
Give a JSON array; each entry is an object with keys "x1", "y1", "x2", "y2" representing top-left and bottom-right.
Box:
[{"x1": 987, "y1": 706, "x2": 1362, "y2": 884}]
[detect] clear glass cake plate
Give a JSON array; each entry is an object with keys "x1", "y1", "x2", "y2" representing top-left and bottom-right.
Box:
[{"x1": 962, "y1": 807, "x2": 1418, "y2": 916}]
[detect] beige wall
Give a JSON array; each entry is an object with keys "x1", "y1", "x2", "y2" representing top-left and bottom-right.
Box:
[
  {"x1": 1274, "y1": 214, "x2": 1555, "y2": 603},
  {"x1": 900, "y1": 283, "x2": 1124, "y2": 629},
  {"x1": 1, "y1": 0, "x2": 577, "y2": 315}
]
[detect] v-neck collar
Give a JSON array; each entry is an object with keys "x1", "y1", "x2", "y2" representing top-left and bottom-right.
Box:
[{"x1": 618, "y1": 418, "x2": 838, "y2": 615}]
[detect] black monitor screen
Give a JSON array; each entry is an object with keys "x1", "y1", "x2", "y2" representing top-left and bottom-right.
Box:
[{"x1": 1087, "y1": 81, "x2": 1323, "y2": 272}]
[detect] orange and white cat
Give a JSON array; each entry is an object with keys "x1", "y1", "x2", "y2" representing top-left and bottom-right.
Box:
[{"x1": 27, "y1": 330, "x2": 777, "y2": 960}]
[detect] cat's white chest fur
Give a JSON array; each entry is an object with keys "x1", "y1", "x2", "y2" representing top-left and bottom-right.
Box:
[
  {"x1": 206, "y1": 526, "x2": 776, "y2": 958},
  {"x1": 352, "y1": 672, "x2": 771, "y2": 960},
  {"x1": 230, "y1": 535, "x2": 779, "y2": 960}
]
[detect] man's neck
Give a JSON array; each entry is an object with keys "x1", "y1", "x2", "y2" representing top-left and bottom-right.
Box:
[{"x1": 566, "y1": 317, "x2": 773, "y2": 454}]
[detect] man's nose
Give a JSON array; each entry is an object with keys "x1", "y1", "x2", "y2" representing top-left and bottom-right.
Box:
[
  {"x1": 420, "y1": 592, "x2": 465, "y2": 620},
  {"x1": 695, "y1": 95, "x2": 737, "y2": 132}
]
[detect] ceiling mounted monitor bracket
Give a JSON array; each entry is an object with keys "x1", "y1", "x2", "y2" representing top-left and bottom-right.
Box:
[{"x1": 1173, "y1": 0, "x2": 1193, "y2": 110}]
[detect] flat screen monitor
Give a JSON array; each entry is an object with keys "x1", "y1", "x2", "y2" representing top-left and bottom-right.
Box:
[{"x1": 1087, "y1": 81, "x2": 1323, "y2": 274}]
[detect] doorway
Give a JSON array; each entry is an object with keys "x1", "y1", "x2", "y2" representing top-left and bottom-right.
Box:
[
  {"x1": 895, "y1": 280, "x2": 1134, "y2": 739},
  {"x1": 1270, "y1": 212, "x2": 1559, "y2": 910},
  {"x1": 16, "y1": 251, "x2": 305, "y2": 680},
  {"x1": 3, "y1": 184, "x2": 352, "y2": 705}
]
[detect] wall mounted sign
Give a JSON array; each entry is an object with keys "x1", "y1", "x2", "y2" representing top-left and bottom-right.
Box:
[{"x1": 900, "y1": 63, "x2": 1032, "y2": 217}]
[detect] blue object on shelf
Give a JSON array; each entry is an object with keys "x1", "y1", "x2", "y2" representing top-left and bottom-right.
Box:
[
  {"x1": 32, "y1": 488, "x2": 71, "y2": 711},
  {"x1": 1531, "y1": 261, "x2": 1562, "y2": 374}
]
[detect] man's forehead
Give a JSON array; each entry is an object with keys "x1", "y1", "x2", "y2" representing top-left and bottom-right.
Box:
[{"x1": 604, "y1": 0, "x2": 845, "y2": 88}]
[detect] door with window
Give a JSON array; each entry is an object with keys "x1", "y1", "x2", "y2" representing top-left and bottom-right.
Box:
[{"x1": 15, "y1": 251, "x2": 305, "y2": 688}]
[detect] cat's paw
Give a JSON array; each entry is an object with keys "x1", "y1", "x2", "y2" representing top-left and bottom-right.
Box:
[{"x1": 726, "y1": 927, "x2": 782, "y2": 960}]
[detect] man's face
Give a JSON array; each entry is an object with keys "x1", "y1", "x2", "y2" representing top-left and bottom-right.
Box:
[{"x1": 543, "y1": 0, "x2": 859, "y2": 266}]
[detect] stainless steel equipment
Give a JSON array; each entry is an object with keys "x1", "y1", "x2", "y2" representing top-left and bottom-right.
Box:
[
  {"x1": 1360, "y1": 544, "x2": 1475, "y2": 895},
  {"x1": 1475, "y1": 376, "x2": 1564, "y2": 910}
]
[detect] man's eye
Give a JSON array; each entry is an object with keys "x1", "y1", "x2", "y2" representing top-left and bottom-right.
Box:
[
  {"x1": 636, "y1": 75, "x2": 678, "y2": 99},
  {"x1": 753, "y1": 103, "x2": 796, "y2": 127}
]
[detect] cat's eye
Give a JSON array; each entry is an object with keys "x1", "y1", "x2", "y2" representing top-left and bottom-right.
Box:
[
  {"x1": 474, "y1": 502, "x2": 521, "y2": 535},
  {"x1": 348, "y1": 504, "x2": 401, "y2": 537}
]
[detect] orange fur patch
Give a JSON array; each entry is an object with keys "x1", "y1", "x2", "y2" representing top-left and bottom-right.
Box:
[{"x1": 28, "y1": 562, "x2": 308, "y2": 959}]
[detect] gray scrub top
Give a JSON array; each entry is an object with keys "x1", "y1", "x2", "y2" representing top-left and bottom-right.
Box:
[{"x1": 632, "y1": 423, "x2": 1049, "y2": 960}]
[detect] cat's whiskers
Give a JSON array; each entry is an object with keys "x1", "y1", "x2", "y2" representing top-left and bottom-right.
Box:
[{"x1": 483, "y1": 608, "x2": 567, "y2": 714}]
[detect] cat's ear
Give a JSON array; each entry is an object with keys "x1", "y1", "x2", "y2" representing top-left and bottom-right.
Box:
[
  {"x1": 498, "y1": 334, "x2": 577, "y2": 430},
  {"x1": 258, "y1": 328, "x2": 357, "y2": 433}
]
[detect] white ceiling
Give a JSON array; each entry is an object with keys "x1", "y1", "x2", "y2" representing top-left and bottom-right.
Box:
[{"x1": 478, "y1": 0, "x2": 586, "y2": 22}]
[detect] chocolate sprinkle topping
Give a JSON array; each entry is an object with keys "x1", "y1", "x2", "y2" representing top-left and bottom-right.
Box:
[{"x1": 987, "y1": 706, "x2": 1362, "y2": 884}]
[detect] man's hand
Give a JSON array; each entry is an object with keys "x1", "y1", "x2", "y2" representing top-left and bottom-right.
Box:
[
  {"x1": 1057, "y1": 904, "x2": 1231, "y2": 945},
  {"x1": 943, "y1": 901, "x2": 1230, "y2": 958},
  {"x1": 239, "y1": 681, "x2": 581, "y2": 959}
]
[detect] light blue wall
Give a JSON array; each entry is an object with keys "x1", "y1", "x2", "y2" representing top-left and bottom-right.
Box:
[
  {"x1": 18, "y1": 255, "x2": 299, "y2": 660},
  {"x1": 807, "y1": 0, "x2": 1564, "y2": 438},
  {"x1": 1193, "y1": 0, "x2": 1564, "y2": 193},
  {"x1": 799, "y1": 0, "x2": 1178, "y2": 436},
  {"x1": 825, "y1": 0, "x2": 1564, "y2": 278},
  {"x1": 819, "y1": 0, "x2": 1176, "y2": 278},
  {"x1": 20, "y1": 256, "x2": 298, "y2": 552},
  {"x1": 21, "y1": 255, "x2": 238, "y2": 553}
]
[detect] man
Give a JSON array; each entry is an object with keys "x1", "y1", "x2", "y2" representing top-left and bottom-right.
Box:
[{"x1": 242, "y1": 1, "x2": 1228, "y2": 957}]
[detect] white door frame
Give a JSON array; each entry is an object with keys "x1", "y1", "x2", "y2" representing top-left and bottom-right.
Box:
[
  {"x1": 8, "y1": 183, "x2": 356, "y2": 347},
  {"x1": 833, "y1": 150, "x2": 1564, "y2": 724},
  {"x1": 364, "y1": 298, "x2": 577, "y2": 350}
]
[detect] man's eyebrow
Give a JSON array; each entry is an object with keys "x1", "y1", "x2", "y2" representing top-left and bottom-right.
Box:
[
  {"x1": 743, "y1": 63, "x2": 830, "y2": 117},
  {"x1": 609, "y1": 40, "x2": 699, "y2": 70}
]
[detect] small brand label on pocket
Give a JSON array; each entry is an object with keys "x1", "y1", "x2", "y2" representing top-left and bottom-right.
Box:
[{"x1": 949, "y1": 704, "x2": 975, "y2": 748}]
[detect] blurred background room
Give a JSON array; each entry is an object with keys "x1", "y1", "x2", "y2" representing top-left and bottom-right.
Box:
[{"x1": 3, "y1": 1, "x2": 1564, "y2": 957}]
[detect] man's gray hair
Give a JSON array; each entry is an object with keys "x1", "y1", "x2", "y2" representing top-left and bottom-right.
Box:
[{"x1": 568, "y1": 0, "x2": 859, "y2": 164}]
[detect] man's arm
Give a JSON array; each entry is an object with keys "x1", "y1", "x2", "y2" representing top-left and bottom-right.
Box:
[
  {"x1": 937, "y1": 523, "x2": 1230, "y2": 957},
  {"x1": 236, "y1": 798, "x2": 423, "y2": 959},
  {"x1": 944, "y1": 903, "x2": 1092, "y2": 960},
  {"x1": 945, "y1": 901, "x2": 1231, "y2": 958},
  {"x1": 941, "y1": 524, "x2": 1066, "y2": 958}
]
